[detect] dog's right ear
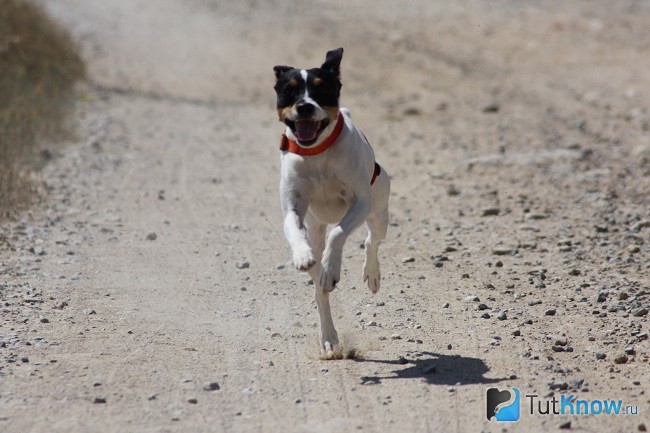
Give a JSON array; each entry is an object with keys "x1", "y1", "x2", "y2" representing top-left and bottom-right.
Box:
[{"x1": 274, "y1": 65, "x2": 293, "y2": 81}]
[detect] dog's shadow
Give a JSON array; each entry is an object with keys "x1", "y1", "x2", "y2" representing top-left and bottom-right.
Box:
[{"x1": 356, "y1": 351, "x2": 504, "y2": 386}]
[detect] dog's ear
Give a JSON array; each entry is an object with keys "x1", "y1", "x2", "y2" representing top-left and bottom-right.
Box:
[
  {"x1": 273, "y1": 65, "x2": 293, "y2": 81},
  {"x1": 321, "y1": 48, "x2": 343, "y2": 79}
]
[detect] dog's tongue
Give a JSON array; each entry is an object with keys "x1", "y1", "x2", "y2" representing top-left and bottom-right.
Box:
[{"x1": 295, "y1": 120, "x2": 319, "y2": 142}]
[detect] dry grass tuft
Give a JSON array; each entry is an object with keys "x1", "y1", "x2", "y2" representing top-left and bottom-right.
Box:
[{"x1": 0, "y1": 0, "x2": 84, "y2": 217}]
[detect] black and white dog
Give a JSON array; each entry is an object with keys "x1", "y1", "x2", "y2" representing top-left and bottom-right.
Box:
[{"x1": 273, "y1": 48, "x2": 390, "y2": 355}]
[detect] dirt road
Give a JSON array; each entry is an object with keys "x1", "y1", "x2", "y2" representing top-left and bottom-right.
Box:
[{"x1": 1, "y1": 1, "x2": 648, "y2": 432}]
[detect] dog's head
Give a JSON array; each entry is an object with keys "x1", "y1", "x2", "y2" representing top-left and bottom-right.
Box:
[{"x1": 274, "y1": 48, "x2": 343, "y2": 146}]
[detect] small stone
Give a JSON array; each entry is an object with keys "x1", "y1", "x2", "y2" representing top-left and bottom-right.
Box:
[
  {"x1": 559, "y1": 421, "x2": 571, "y2": 430},
  {"x1": 464, "y1": 295, "x2": 480, "y2": 302},
  {"x1": 495, "y1": 261, "x2": 503, "y2": 268},
  {"x1": 235, "y1": 261, "x2": 250, "y2": 269},
  {"x1": 638, "y1": 423, "x2": 647, "y2": 432},
  {"x1": 39, "y1": 316, "x2": 49, "y2": 323},
  {"x1": 402, "y1": 257, "x2": 415, "y2": 263},
  {"x1": 630, "y1": 220, "x2": 650, "y2": 232},
  {"x1": 390, "y1": 334, "x2": 402, "y2": 340},
  {"x1": 614, "y1": 354, "x2": 629, "y2": 364},
  {"x1": 447, "y1": 344, "x2": 452, "y2": 350},
  {"x1": 84, "y1": 309, "x2": 97, "y2": 315},
  {"x1": 148, "y1": 393, "x2": 157, "y2": 401},
  {"x1": 93, "y1": 397, "x2": 107, "y2": 404},
  {"x1": 376, "y1": 301, "x2": 385, "y2": 306},
  {"x1": 146, "y1": 232, "x2": 157, "y2": 241},
  {"x1": 595, "y1": 352, "x2": 606, "y2": 360},
  {"x1": 497, "y1": 311, "x2": 507, "y2": 321},
  {"x1": 294, "y1": 398, "x2": 302, "y2": 404},
  {"x1": 481, "y1": 312, "x2": 491, "y2": 319},
  {"x1": 593, "y1": 292, "x2": 608, "y2": 303},
  {"x1": 187, "y1": 398, "x2": 198, "y2": 404},
  {"x1": 492, "y1": 247, "x2": 514, "y2": 256},
  {"x1": 628, "y1": 245, "x2": 640, "y2": 254},
  {"x1": 481, "y1": 207, "x2": 500, "y2": 217},
  {"x1": 568, "y1": 269, "x2": 581, "y2": 276},
  {"x1": 442, "y1": 302, "x2": 450, "y2": 308},
  {"x1": 554, "y1": 337, "x2": 568, "y2": 346},
  {"x1": 544, "y1": 309, "x2": 557, "y2": 316},
  {"x1": 21, "y1": 356, "x2": 29, "y2": 363},
  {"x1": 512, "y1": 329, "x2": 521, "y2": 337},
  {"x1": 483, "y1": 102, "x2": 500, "y2": 113},
  {"x1": 548, "y1": 380, "x2": 568, "y2": 391},
  {"x1": 632, "y1": 307, "x2": 648, "y2": 317},
  {"x1": 203, "y1": 381, "x2": 220, "y2": 391},
  {"x1": 552, "y1": 345, "x2": 565, "y2": 352},
  {"x1": 477, "y1": 303, "x2": 489, "y2": 311},
  {"x1": 446, "y1": 185, "x2": 461, "y2": 196}
]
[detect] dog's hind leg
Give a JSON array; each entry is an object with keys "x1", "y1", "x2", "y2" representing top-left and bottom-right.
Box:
[
  {"x1": 305, "y1": 212, "x2": 339, "y2": 354},
  {"x1": 363, "y1": 169, "x2": 390, "y2": 294}
]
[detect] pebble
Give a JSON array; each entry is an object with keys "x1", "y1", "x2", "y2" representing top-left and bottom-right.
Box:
[
  {"x1": 568, "y1": 269, "x2": 581, "y2": 276},
  {"x1": 481, "y1": 312, "x2": 491, "y2": 319},
  {"x1": 402, "y1": 257, "x2": 415, "y2": 263},
  {"x1": 639, "y1": 423, "x2": 647, "y2": 432},
  {"x1": 492, "y1": 247, "x2": 514, "y2": 256},
  {"x1": 446, "y1": 185, "x2": 460, "y2": 196},
  {"x1": 614, "y1": 354, "x2": 629, "y2": 364},
  {"x1": 559, "y1": 421, "x2": 571, "y2": 430},
  {"x1": 593, "y1": 292, "x2": 607, "y2": 303},
  {"x1": 442, "y1": 302, "x2": 450, "y2": 308},
  {"x1": 93, "y1": 397, "x2": 107, "y2": 404},
  {"x1": 39, "y1": 316, "x2": 49, "y2": 323},
  {"x1": 548, "y1": 380, "x2": 568, "y2": 391},
  {"x1": 477, "y1": 303, "x2": 488, "y2": 311},
  {"x1": 497, "y1": 311, "x2": 507, "y2": 321},
  {"x1": 187, "y1": 398, "x2": 198, "y2": 404},
  {"x1": 464, "y1": 295, "x2": 480, "y2": 302},
  {"x1": 544, "y1": 309, "x2": 557, "y2": 316},
  {"x1": 235, "y1": 261, "x2": 250, "y2": 269},
  {"x1": 146, "y1": 232, "x2": 157, "y2": 241},
  {"x1": 632, "y1": 307, "x2": 648, "y2": 317},
  {"x1": 203, "y1": 381, "x2": 220, "y2": 391},
  {"x1": 481, "y1": 207, "x2": 500, "y2": 217},
  {"x1": 390, "y1": 334, "x2": 402, "y2": 340}
]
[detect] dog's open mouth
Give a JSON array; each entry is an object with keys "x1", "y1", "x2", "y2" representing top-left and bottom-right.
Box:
[{"x1": 285, "y1": 118, "x2": 330, "y2": 145}]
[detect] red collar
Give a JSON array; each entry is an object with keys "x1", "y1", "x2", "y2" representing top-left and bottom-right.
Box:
[{"x1": 280, "y1": 111, "x2": 344, "y2": 156}]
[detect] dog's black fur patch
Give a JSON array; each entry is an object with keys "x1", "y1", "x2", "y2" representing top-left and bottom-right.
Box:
[{"x1": 274, "y1": 48, "x2": 343, "y2": 113}]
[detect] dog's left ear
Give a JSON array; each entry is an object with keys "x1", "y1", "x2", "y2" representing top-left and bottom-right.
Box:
[
  {"x1": 274, "y1": 65, "x2": 293, "y2": 81},
  {"x1": 321, "y1": 48, "x2": 344, "y2": 79}
]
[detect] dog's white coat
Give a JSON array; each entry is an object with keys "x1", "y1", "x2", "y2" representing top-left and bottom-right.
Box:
[{"x1": 280, "y1": 108, "x2": 390, "y2": 355}]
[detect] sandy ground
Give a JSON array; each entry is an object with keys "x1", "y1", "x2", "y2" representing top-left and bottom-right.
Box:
[{"x1": 1, "y1": 0, "x2": 649, "y2": 432}]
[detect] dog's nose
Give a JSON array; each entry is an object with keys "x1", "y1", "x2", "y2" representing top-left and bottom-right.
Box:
[{"x1": 296, "y1": 100, "x2": 316, "y2": 117}]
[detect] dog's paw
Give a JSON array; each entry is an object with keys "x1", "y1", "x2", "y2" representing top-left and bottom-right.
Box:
[
  {"x1": 363, "y1": 260, "x2": 381, "y2": 294},
  {"x1": 293, "y1": 246, "x2": 315, "y2": 271},
  {"x1": 320, "y1": 257, "x2": 341, "y2": 292},
  {"x1": 321, "y1": 334, "x2": 339, "y2": 357}
]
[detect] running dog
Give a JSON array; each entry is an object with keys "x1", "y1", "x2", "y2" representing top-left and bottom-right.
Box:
[{"x1": 273, "y1": 48, "x2": 390, "y2": 355}]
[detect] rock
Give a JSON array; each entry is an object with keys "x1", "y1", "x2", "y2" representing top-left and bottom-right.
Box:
[
  {"x1": 559, "y1": 421, "x2": 571, "y2": 430},
  {"x1": 446, "y1": 185, "x2": 461, "y2": 196},
  {"x1": 481, "y1": 312, "x2": 491, "y2": 319},
  {"x1": 593, "y1": 292, "x2": 607, "y2": 303},
  {"x1": 294, "y1": 398, "x2": 302, "y2": 404},
  {"x1": 402, "y1": 257, "x2": 415, "y2": 263},
  {"x1": 464, "y1": 295, "x2": 480, "y2": 302},
  {"x1": 39, "y1": 316, "x2": 49, "y2": 323},
  {"x1": 481, "y1": 207, "x2": 500, "y2": 216},
  {"x1": 630, "y1": 220, "x2": 650, "y2": 232},
  {"x1": 632, "y1": 307, "x2": 648, "y2": 317},
  {"x1": 492, "y1": 247, "x2": 514, "y2": 256},
  {"x1": 187, "y1": 398, "x2": 198, "y2": 404},
  {"x1": 513, "y1": 329, "x2": 521, "y2": 337},
  {"x1": 638, "y1": 423, "x2": 647, "y2": 432},
  {"x1": 568, "y1": 269, "x2": 581, "y2": 276},
  {"x1": 554, "y1": 337, "x2": 568, "y2": 346},
  {"x1": 390, "y1": 334, "x2": 402, "y2": 340},
  {"x1": 483, "y1": 102, "x2": 500, "y2": 113},
  {"x1": 548, "y1": 380, "x2": 568, "y2": 391},
  {"x1": 442, "y1": 302, "x2": 450, "y2": 308},
  {"x1": 628, "y1": 246, "x2": 640, "y2": 254},
  {"x1": 477, "y1": 303, "x2": 489, "y2": 311},
  {"x1": 497, "y1": 311, "x2": 507, "y2": 321},
  {"x1": 595, "y1": 352, "x2": 606, "y2": 360},
  {"x1": 235, "y1": 261, "x2": 250, "y2": 269},
  {"x1": 148, "y1": 393, "x2": 157, "y2": 401},
  {"x1": 146, "y1": 232, "x2": 157, "y2": 241},
  {"x1": 84, "y1": 309, "x2": 97, "y2": 315},
  {"x1": 203, "y1": 381, "x2": 220, "y2": 391},
  {"x1": 614, "y1": 354, "x2": 629, "y2": 364},
  {"x1": 93, "y1": 397, "x2": 107, "y2": 404},
  {"x1": 544, "y1": 309, "x2": 557, "y2": 316}
]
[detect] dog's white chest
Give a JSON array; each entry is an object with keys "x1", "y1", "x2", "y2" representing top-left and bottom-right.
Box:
[{"x1": 308, "y1": 174, "x2": 352, "y2": 223}]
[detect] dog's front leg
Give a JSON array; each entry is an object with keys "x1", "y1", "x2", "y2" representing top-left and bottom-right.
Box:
[
  {"x1": 320, "y1": 198, "x2": 371, "y2": 291},
  {"x1": 281, "y1": 182, "x2": 314, "y2": 271}
]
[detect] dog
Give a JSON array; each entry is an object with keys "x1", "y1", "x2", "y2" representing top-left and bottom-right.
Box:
[{"x1": 273, "y1": 48, "x2": 390, "y2": 355}]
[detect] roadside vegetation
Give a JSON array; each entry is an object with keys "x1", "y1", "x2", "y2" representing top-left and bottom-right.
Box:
[{"x1": 0, "y1": 0, "x2": 84, "y2": 217}]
